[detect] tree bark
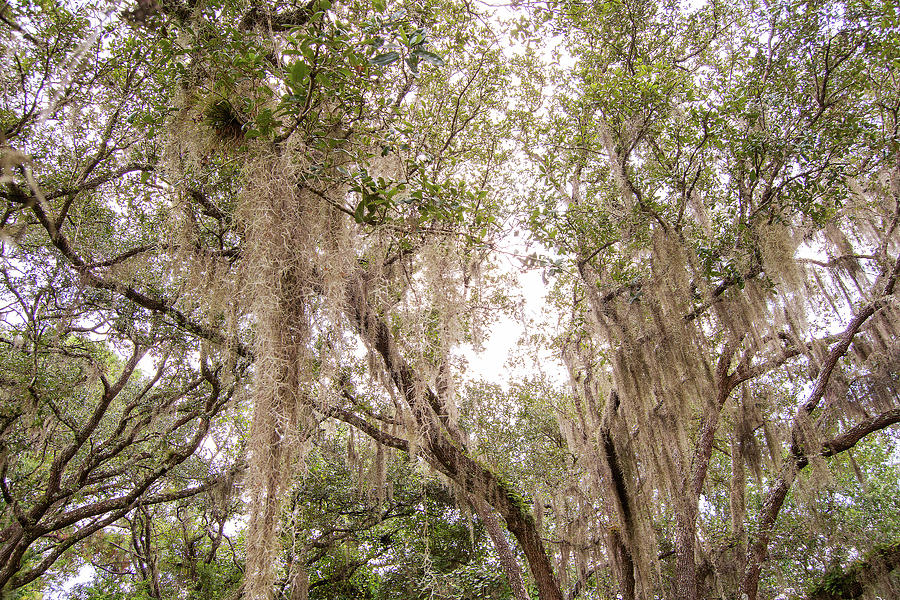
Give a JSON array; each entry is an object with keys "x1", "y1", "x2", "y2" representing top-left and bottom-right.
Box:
[
  {"x1": 608, "y1": 527, "x2": 635, "y2": 600},
  {"x1": 740, "y1": 471, "x2": 793, "y2": 600},
  {"x1": 472, "y1": 497, "x2": 531, "y2": 600},
  {"x1": 674, "y1": 507, "x2": 699, "y2": 600}
]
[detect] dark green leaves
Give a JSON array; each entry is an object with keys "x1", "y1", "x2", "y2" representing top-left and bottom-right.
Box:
[
  {"x1": 411, "y1": 48, "x2": 444, "y2": 66},
  {"x1": 350, "y1": 170, "x2": 406, "y2": 225},
  {"x1": 370, "y1": 51, "x2": 400, "y2": 66},
  {"x1": 363, "y1": 18, "x2": 445, "y2": 74},
  {"x1": 287, "y1": 60, "x2": 311, "y2": 89}
]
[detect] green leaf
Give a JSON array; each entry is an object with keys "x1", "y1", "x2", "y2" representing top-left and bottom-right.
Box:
[
  {"x1": 287, "y1": 61, "x2": 310, "y2": 86},
  {"x1": 370, "y1": 51, "x2": 400, "y2": 66},
  {"x1": 409, "y1": 30, "x2": 426, "y2": 46},
  {"x1": 410, "y1": 49, "x2": 444, "y2": 66},
  {"x1": 354, "y1": 201, "x2": 367, "y2": 224},
  {"x1": 372, "y1": 0, "x2": 386, "y2": 13}
]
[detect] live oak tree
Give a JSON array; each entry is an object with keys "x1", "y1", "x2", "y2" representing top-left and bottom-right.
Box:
[
  {"x1": 66, "y1": 490, "x2": 246, "y2": 600},
  {"x1": 0, "y1": 318, "x2": 241, "y2": 593},
  {"x1": 0, "y1": 1, "x2": 246, "y2": 591},
  {"x1": 2, "y1": 0, "x2": 550, "y2": 598},
  {"x1": 516, "y1": 0, "x2": 900, "y2": 598},
  {"x1": 67, "y1": 436, "x2": 514, "y2": 600},
  {"x1": 1, "y1": 0, "x2": 899, "y2": 599}
]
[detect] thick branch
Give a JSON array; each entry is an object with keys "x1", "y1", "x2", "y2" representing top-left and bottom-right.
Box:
[
  {"x1": 740, "y1": 407, "x2": 900, "y2": 600},
  {"x1": 344, "y1": 276, "x2": 563, "y2": 600},
  {"x1": 822, "y1": 410, "x2": 900, "y2": 457},
  {"x1": 7, "y1": 473, "x2": 233, "y2": 590},
  {"x1": 27, "y1": 200, "x2": 250, "y2": 356},
  {"x1": 472, "y1": 496, "x2": 530, "y2": 600}
]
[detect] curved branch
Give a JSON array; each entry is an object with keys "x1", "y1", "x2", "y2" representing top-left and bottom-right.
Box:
[
  {"x1": 740, "y1": 407, "x2": 900, "y2": 600},
  {"x1": 27, "y1": 199, "x2": 250, "y2": 357},
  {"x1": 344, "y1": 276, "x2": 563, "y2": 600}
]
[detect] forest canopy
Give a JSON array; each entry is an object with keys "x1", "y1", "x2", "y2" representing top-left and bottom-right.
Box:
[{"x1": 0, "y1": 0, "x2": 898, "y2": 599}]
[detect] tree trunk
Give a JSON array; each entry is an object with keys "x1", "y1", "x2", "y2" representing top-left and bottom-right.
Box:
[
  {"x1": 472, "y1": 497, "x2": 530, "y2": 600},
  {"x1": 608, "y1": 527, "x2": 636, "y2": 600},
  {"x1": 740, "y1": 472, "x2": 793, "y2": 600},
  {"x1": 674, "y1": 508, "x2": 698, "y2": 600}
]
